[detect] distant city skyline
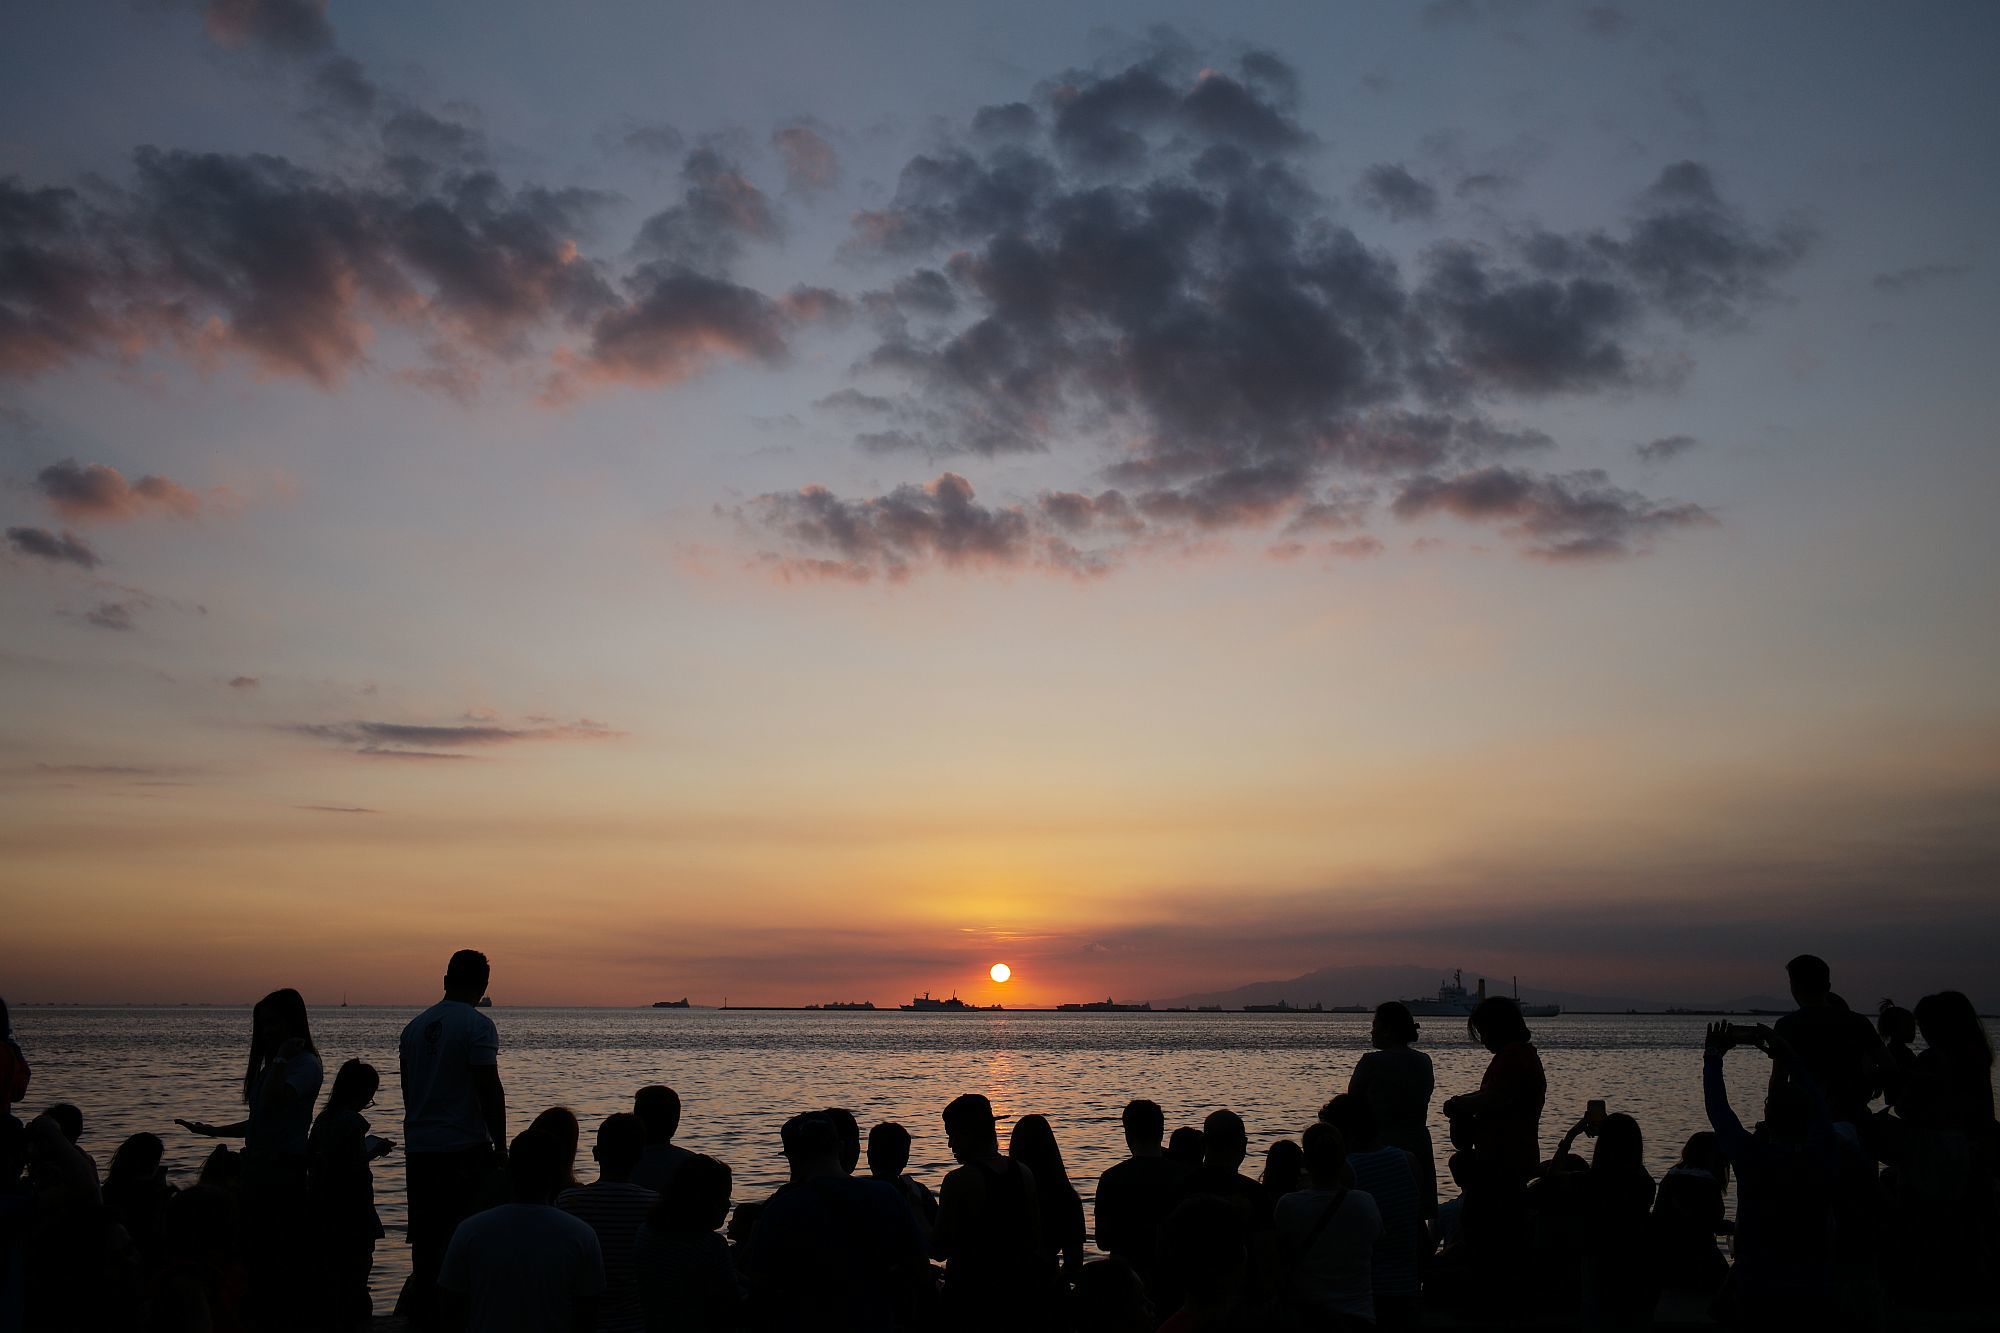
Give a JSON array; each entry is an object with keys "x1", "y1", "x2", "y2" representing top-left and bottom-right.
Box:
[{"x1": 3, "y1": 2, "x2": 1996, "y2": 1011}]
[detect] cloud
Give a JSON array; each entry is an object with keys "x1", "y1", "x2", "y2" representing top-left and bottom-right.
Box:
[
  {"x1": 772, "y1": 124, "x2": 840, "y2": 194},
  {"x1": 202, "y1": 0, "x2": 333, "y2": 56},
  {"x1": 34, "y1": 459, "x2": 204, "y2": 522},
  {"x1": 7, "y1": 526, "x2": 101, "y2": 569},
  {"x1": 85, "y1": 599, "x2": 141, "y2": 631},
  {"x1": 228, "y1": 675, "x2": 260, "y2": 689},
  {"x1": 286, "y1": 716, "x2": 626, "y2": 757},
  {"x1": 1635, "y1": 433, "x2": 1700, "y2": 463},
  {"x1": 1391, "y1": 466, "x2": 1716, "y2": 560},
  {"x1": 1356, "y1": 163, "x2": 1440, "y2": 222},
  {"x1": 295, "y1": 804, "x2": 376, "y2": 813},
  {"x1": 1871, "y1": 262, "x2": 1971, "y2": 293},
  {"x1": 746, "y1": 473, "x2": 1032, "y2": 582}
]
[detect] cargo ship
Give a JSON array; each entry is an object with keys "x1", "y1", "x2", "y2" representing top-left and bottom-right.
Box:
[
  {"x1": 804, "y1": 1001, "x2": 876, "y2": 1010},
  {"x1": 1056, "y1": 998, "x2": 1152, "y2": 1012},
  {"x1": 900, "y1": 992, "x2": 992, "y2": 1012},
  {"x1": 1402, "y1": 970, "x2": 1560, "y2": 1019},
  {"x1": 651, "y1": 998, "x2": 690, "y2": 1009},
  {"x1": 1243, "y1": 999, "x2": 1324, "y2": 1013}
]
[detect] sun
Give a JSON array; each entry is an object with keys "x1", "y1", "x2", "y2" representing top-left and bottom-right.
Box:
[{"x1": 989, "y1": 962, "x2": 1012, "y2": 983}]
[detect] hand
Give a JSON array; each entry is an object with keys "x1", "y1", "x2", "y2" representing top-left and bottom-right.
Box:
[
  {"x1": 175, "y1": 1118, "x2": 216, "y2": 1137},
  {"x1": 1704, "y1": 1021, "x2": 1734, "y2": 1055},
  {"x1": 370, "y1": 1138, "x2": 397, "y2": 1159},
  {"x1": 1441, "y1": 1095, "x2": 1466, "y2": 1118}
]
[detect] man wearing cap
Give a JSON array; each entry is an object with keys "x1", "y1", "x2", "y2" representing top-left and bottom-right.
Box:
[
  {"x1": 934, "y1": 1093, "x2": 1045, "y2": 1330},
  {"x1": 750, "y1": 1112, "x2": 928, "y2": 1329}
]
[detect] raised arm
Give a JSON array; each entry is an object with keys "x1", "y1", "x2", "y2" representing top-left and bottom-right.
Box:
[{"x1": 1701, "y1": 1023, "x2": 1751, "y2": 1159}]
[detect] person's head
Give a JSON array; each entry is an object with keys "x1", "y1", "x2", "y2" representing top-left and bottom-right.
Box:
[
  {"x1": 1371, "y1": 1001, "x2": 1419, "y2": 1050},
  {"x1": 1008, "y1": 1113, "x2": 1071, "y2": 1190},
  {"x1": 1914, "y1": 990, "x2": 1995, "y2": 1067},
  {"x1": 1592, "y1": 1112, "x2": 1643, "y2": 1174},
  {"x1": 652, "y1": 1153, "x2": 732, "y2": 1233},
  {"x1": 1159, "y1": 1194, "x2": 1247, "y2": 1313},
  {"x1": 1260, "y1": 1139, "x2": 1303, "y2": 1194},
  {"x1": 107, "y1": 1132, "x2": 166, "y2": 1187},
  {"x1": 592, "y1": 1112, "x2": 645, "y2": 1182},
  {"x1": 1467, "y1": 995, "x2": 1530, "y2": 1052},
  {"x1": 507, "y1": 1127, "x2": 569, "y2": 1205},
  {"x1": 820, "y1": 1107, "x2": 861, "y2": 1174},
  {"x1": 867, "y1": 1121, "x2": 911, "y2": 1179},
  {"x1": 1877, "y1": 1000, "x2": 1917, "y2": 1046},
  {"x1": 1121, "y1": 1098, "x2": 1164, "y2": 1155},
  {"x1": 444, "y1": 949, "x2": 490, "y2": 1002},
  {"x1": 1072, "y1": 1256, "x2": 1154, "y2": 1333},
  {"x1": 41, "y1": 1103, "x2": 82, "y2": 1144},
  {"x1": 528, "y1": 1106, "x2": 581, "y2": 1181},
  {"x1": 634, "y1": 1085, "x2": 682, "y2": 1144},
  {"x1": 1317, "y1": 1092, "x2": 1380, "y2": 1152},
  {"x1": 942, "y1": 1093, "x2": 999, "y2": 1161},
  {"x1": 197, "y1": 1142, "x2": 240, "y2": 1191},
  {"x1": 1200, "y1": 1109, "x2": 1246, "y2": 1172},
  {"x1": 780, "y1": 1113, "x2": 842, "y2": 1180},
  {"x1": 1301, "y1": 1121, "x2": 1348, "y2": 1190},
  {"x1": 1677, "y1": 1131, "x2": 1730, "y2": 1192},
  {"x1": 1785, "y1": 953, "x2": 1832, "y2": 1005},
  {"x1": 326, "y1": 1059, "x2": 379, "y2": 1114},
  {"x1": 244, "y1": 988, "x2": 315, "y2": 1104},
  {"x1": 1166, "y1": 1126, "x2": 1205, "y2": 1164}
]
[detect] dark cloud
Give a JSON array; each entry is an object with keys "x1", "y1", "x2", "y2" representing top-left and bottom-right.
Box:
[
  {"x1": 202, "y1": 0, "x2": 332, "y2": 56},
  {"x1": 546, "y1": 267, "x2": 791, "y2": 400},
  {"x1": 631, "y1": 148, "x2": 779, "y2": 274},
  {"x1": 746, "y1": 473, "x2": 1032, "y2": 582},
  {"x1": 7, "y1": 525, "x2": 101, "y2": 569},
  {"x1": 85, "y1": 599, "x2": 141, "y2": 631},
  {"x1": 295, "y1": 804, "x2": 377, "y2": 813},
  {"x1": 1357, "y1": 163, "x2": 1440, "y2": 222},
  {"x1": 228, "y1": 675, "x2": 260, "y2": 689},
  {"x1": 287, "y1": 716, "x2": 625, "y2": 757},
  {"x1": 309, "y1": 55, "x2": 378, "y2": 117},
  {"x1": 1455, "y1": 172, "x2": 1518, "y2": 198},
  {"x1": 1392, "y1": 466, "x2": 1715, "y2": 560},
  {"x1": 1635, "y1": 433, "x2": 1700, "y2": 463},
  {"x1": 1871, "y1": 262, "x2": 1971, "y2": 293},
  {"x1": 971, "y1": 102, "x2": 1039, "y2": 141},
  {"x1": 35, "y1": 459, "x2": 203, "y2": 522},
  {"x1": 772, "y1": 124, "x2": 840, "y2": 195}
]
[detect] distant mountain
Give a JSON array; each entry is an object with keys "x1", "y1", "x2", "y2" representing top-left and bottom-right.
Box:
[{"x1": 1157, "y1": 963, "x2": 1787, "y2": 1014}]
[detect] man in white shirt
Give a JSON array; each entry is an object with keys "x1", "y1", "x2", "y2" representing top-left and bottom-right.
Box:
[
  {"x1": 1275, "y1": 1121, "x2": 1383, "y2": 1328},
  {"x1": 557, "y1": 1113, "x2": 657, "y2": 1333},
  {"x1": 441, "y1": 1127, "x2": 605, "y2": 1333},
  {"x1": 399, "y1": 949, "x2": 507, "y2": 1327}
]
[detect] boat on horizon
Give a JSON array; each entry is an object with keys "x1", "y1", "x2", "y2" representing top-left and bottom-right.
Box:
[
  {"x1": 476, "y1": 995, "x2": 493, "y2": 1008},
  {"x1": 899, "y1": 992, "x2": 999, "y2": 1012},
  {"x1": 651, "y1": 998, "x2": 690, "y2": 1009},
  {"x1": 804, "y1": 1001, "x2": 876, "y2": 1010},
  {"x1": 1402, "y1": 970, "x2": 1560, "y2": 1019},
  {"x1": 1056, "y1": 997, "x2": 1152, "y2": 1012},
  {"x1": 1243, "y1": 999, "x2": 1324, "y2": 1013}
]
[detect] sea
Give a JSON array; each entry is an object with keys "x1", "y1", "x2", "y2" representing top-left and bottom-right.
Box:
[{"x1": 22, "y1": 1006, "x2": 1744, "y2": 1314}]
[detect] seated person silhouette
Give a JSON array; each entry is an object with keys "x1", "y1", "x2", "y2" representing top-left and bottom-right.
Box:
[{"x1": 438, "y1": 1127, "x2": 605, "y2": 1333}]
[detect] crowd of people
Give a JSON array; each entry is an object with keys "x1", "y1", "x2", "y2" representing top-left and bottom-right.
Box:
[{"x1": 1, "y1": 949, "x2": 1994, "y2": 1331}]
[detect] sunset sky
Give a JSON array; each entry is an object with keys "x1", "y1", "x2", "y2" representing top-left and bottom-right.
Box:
[{"x1": 3, "y1": 1, "x2": 1996, "y2": 1008}]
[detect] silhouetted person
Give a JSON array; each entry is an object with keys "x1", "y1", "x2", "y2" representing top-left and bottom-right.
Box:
[
  {"x1": 822, "y1": 1107, "x2": 862, "y2": 1175},
  {"x1": 1545, "y1": 1111, "x2": 1659, "y2": 1330},
  {"x1": 1321, "y1": 1093, "x2": 1423, "y2": 1328},
  {"x1": 1904, "y1": 989, "x2": 1997, "y2": 1133},
  {"x1": 1652, "y1": 1131, "x2": 1730, "y2": 1298},
  {"x1": 1071, "y1": 1255, "x2": 1154, "y2": 1333},
  {"x1": 935, "y1": 1093, "x2": 1043, "y2": 1330},
  {"x1": 1009, "y1": 1112, "x2": 1085, "y2": 1286},
  {"x1": 1442, "y1": 995, "x2": 1546, "y2": 1183},
  {"x1": 1167, "y1": 1125, "x2": 1206, "y2": 1167},
  {"x1": 1348, "y1": 1000, "x2": 1436, "y2": 1219},
  {"x1": 631, "y1": 1085, "x2": 693, "y2": 1194},
  {"x1": 1704, "y1": 1020, "x2": 1839, "y2": 1324},
  {"x1": 868, "y1": 1121, "x2": 938, "y2": 1236},
  {"x1": 400, "y1": 949, "x2": 505, "y2": 1327},
  {"x1": 0, "y1": 997, "x2": 27, "y2": 1118},
  {"x1": 1875, "y1": 1000, "x2": 1919, "y2": 1106},
  {"x1": 150, "y1": 1184, "x2": 247, "y2": 1333},
  {"x1": 176, "y1": 986, "x2": 322, "y2": 1329},
  {"x1": 751, "y1": 1113, "x2": 926, "y2": 1330},
  {"x1": 557, "y1": 1113, "x2": 657, "y2": 1333},
  {"x1": 307, "y1": 1060, "x2": 390, "y2": 1328},
  {"x1": 104, "y1": 1130, "x2": 177, "y2": 1265},
  {"x1": 1769, "y1": 954, "x2": 1884, "y2": 1126},
  {"x1": 1260, "y1": 1139, "x2": 1304, "y2": 1198},
  {"x1": 1180, "y1": 1109, "x2": 1274, "y2": 1233},
  {"x1": 1093, "y1": 1098, "x2": 1183, "y2": 1292},
  {"x1": 635, "y1": 1153, "x2": 743, "y2": 1333},
  {"x1": 1276, "y1": 1122, "x2": 1384, "y2": 1329},
  {"x1": 440, "y1": 1127, "x2": 604, "y2": 1333},
  {"x1": 32, "y1": 1102, "x2": 96, "y2": 1193},
  {"x1": 531, "y1": 1105, "x2": 583, "y2": 1192},
  {"x1": 1156, "y1": 1193, "x2": 1254, "y2": 1332}
]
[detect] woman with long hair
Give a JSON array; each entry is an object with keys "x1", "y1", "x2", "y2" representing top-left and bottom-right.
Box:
[
  {"x1": 1440, "y1": 996, "x2": 1546, "y2": 1184},
  {"x1": 527, "y1": 1106, "x2": 583, "y2": 1193},
  {"x1": 176, "y1": 988, "x2": 324, "y2": 1328},
  {"x1": 1008, "y1": 1113, "x2": 1086, "y2": 1285},
  {"x1": 308, "y1": 1060, "x2": 391, "y2": 1328},
  {"x1": 1348, "y1": 1000, "x2": 1437, "y2": 1219}
]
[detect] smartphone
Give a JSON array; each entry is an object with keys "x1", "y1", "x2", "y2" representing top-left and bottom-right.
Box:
[
  {"x1": 1725, "y1": 1022, "x2": 1766, "y2": 1045},
  {"x1": 1585, "y1": 1099, "x2": 1607, "y2": 1135}
]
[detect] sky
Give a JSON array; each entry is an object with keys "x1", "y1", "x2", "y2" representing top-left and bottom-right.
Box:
[{"x1": 2, "y1": 0, "x2": 1996, "y2": 1009}]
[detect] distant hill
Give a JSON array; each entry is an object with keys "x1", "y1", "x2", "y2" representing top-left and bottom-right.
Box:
[{"x1": 1157, "y1": 963, "x2": 1789, "y2": 1014}]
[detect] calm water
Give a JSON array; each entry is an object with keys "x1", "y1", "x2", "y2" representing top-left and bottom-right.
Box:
[{"x1": 22, "y1": 1006, "x2": 1737, "y2": 1314}]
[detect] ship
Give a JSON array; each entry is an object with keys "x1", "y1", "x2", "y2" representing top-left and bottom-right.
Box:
[
  {"x1": 1402, "y1": 970, "x2": 1560, "y2": 1019},
  {"x1": 651, "y1": 998, "x2": 691, "y2": 1009},
  {"x1": 1056, "y1": 998, "x2": 1152, "y2": 1012},
  {"x1": 1243, "y1": 999, "x2": 1324, "y2": 1013},
  {"x1": 803, "y1": 1001, "x2": 877, "y2": 1010},
  {"x1": 900, "y1": 992, "x2": 998, "y2": 1012},
  {"x1": 476, "y1": 996, "x2": 493, "y2": 1008}
]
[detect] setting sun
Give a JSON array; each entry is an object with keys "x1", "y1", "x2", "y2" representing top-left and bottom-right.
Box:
[{"x1": 990, "y1": 962, "x2": 1012, "y2": 983}]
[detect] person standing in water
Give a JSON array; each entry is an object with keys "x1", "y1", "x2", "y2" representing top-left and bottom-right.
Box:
[{"x1": 1348, "y1": 1001, "x2": 1437, "y2": 1220}]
